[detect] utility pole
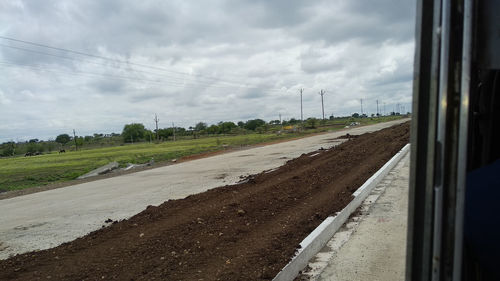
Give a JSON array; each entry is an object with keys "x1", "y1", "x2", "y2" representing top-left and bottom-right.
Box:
[
  {"x1": 73, "y1": 129, "x2": 77, "y2": 151},
  {"x1": 384, "y1": 102, "x2": 386, "y2": 116},
  {"x1": 376, "y1": 100, "x2": 379, "y2": 116},
  {"x1": 360, "y1": 98, "x2": 364, "y2": 115},
  {"x1": 319, "y1": 89, "x2": 325, "y2": 120},
  {"x1": 154, "y1": 114, "x2": 159, "y2": 142},
  {"x1": 172, "y1": 122, "x2": 176, "y2": 141},
  {"x1": 299, "y1": 88, "x2": 304, "y2": 123}
]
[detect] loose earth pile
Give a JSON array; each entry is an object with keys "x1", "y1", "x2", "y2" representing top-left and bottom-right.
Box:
[{"x1": 0, "y1": 122, "x2": 410, "y2": 280}]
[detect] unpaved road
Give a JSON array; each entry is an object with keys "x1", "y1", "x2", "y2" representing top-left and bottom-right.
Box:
[
  {"x1": 0, "y1": 119, "x2": 408, "y2": 260},
  {"x1": 0, "y1": 122, "x2": 410, "y2": 280}
]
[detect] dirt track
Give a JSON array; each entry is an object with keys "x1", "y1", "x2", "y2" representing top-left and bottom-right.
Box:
[{"x1": 0, "y1": 122, "x2": 410, "y2": 280}]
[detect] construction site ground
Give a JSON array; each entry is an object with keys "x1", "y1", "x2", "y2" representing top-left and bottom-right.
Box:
[
  {"x1": 300, "y1": 150, "x2": 410, "y2": 281},
  {"x1": 0, "y1": 121, "x2": 409, "y2": 280},
  {"x1": 0, "y1": 119, "x2": 407, "y2": 260}
]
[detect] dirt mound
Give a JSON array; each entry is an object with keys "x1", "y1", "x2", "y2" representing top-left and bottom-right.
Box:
[
  {"x1": 336, "y1": 133, "x2": 359, "y2": 139},
  {"x1": 0, "y1": 122, "x2": 410, "y2": 281}
]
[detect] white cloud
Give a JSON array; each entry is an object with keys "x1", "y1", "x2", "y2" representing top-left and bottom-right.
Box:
[{"x1": 0, "y1": 0, "x2": 416, "y2": 142}]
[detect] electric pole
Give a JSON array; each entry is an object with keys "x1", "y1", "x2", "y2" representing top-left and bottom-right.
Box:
[
  {"x1": 360, "y1": 98, "x2": 364, "y2": 115},
  {"x1": 154, "y1": 114, "x2": 159, "y2": 142},
  {"x1": 319, "y1": 89, "x2": 325, "y2": 120},
  {"x1": 376, "y1": 100, "x2": 379, "y2": 116},
  {"x1": 384, "y1": 102, "x2": 386, "y2": 116},
  {"x1": 299, "y1": 88, "x2": 304, "y2": 123},
  {"x1": 73, "y1": 129, "x2": 77, "y2": 151}
]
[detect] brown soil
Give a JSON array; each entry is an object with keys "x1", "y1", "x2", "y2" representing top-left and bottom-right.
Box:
[
  {"x1": 0, "y1": 122, "x2": 410, "y2": 281},
  {"x1": 336, "y1": 133, "x2": 359, "y2": 139}
]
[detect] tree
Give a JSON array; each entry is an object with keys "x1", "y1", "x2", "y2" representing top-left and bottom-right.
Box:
[
  {"x1": 144, "y1": 130, "x2": 154, "y2": 142},
  {"x1": 173, "y1": 127, "x2": 186, "y2": 136},
  {"x1": 244, "y1": 119, "x2": 266, "y2": 131},
  {"x1": 306, "y1": 117, "x2": 318, "y2": 129},
  {"x1": 230, "y1": 126, "x2": 247, "y2": 135},
  {"x1": 26, "y1": 142, "x2": 40, "y2": 154},
  {"x1": 1, "y1": 142, "x2": 15, "y2": 157},
  {"x1": 237, "y1": 121, "x2": 245, "y2": 128},
  {"x1": 207, "y1": 124, "x2": 220, "y2": 135},
  {"x1": 122, "y1": 123, "x2": 147, "y2": 143},
  {"x1": 194, "y1": 122, "x2": 207, "y2": 131},
  {"x1": 55, "y1": 134, "x2": 71, "y2": 146},
  {"x1": 157, "y1": 128, "x2": 173, "y2": 140},
  {"x1": 219, "y1": 122, "x2": 236, "y2": 134},
  {"x1": 352, "y1": 113, "x2": 360, "y2": 118}
]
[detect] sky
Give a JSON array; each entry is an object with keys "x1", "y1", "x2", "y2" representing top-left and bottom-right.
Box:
[{"x1": 0, "y1": 0, "x2": 416, "y2": 142}]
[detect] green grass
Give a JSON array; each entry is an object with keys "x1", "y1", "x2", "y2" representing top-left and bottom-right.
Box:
[{"x1": 0, "y1": 115, "x2": 406, "y2": 191}]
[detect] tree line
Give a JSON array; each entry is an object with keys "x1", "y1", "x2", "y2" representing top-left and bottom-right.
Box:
[
  {"x1": 0, "y1": 118, "x2": 306, "y2": 157},
  {"x1": 121, "y1": 118, "x2": 305, "y2": 143},
  {"x1": 2, "y1": 113, "x2": 396, "y2": 157}
]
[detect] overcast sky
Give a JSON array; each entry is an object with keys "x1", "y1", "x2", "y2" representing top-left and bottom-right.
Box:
[{"x1": 0, "y1": 0, "x2": 415, "y2": 142}]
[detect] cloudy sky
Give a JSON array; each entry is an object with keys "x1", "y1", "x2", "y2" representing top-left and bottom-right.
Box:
[{"x1": 0, "y1": 0, "x2": 415, "y2": 142}]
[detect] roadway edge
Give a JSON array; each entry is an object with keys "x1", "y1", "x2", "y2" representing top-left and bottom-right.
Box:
[{"x1": 272, "y1": 143, "x2": 411, "y2": 281}]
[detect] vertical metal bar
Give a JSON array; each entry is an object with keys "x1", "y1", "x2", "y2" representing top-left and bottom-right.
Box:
[
  {"x1": 453, "y1": 0, "x2": 473, "y2": 279},
  {"x1": 432, "y1": 0, "x2": 450, "y2": 278},
  {"x1": 407, "y1": 0, "x2": 442, "y2": 279}
]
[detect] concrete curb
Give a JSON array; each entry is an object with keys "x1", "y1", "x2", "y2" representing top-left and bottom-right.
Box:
[
  {"x1": 272, "y1": 143, "x2": 411, "y2": 281},
  {"x1": 77, "y1": 162, "x2": 119, "y2": 180}
]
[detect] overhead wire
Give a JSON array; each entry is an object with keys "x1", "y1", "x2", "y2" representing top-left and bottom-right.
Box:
[
  {"x1": 0, "y1": 36, "x2": 301, "y2": 125},
  {"x1": 0, "y1": 59, "x2": 286, "y2": 93},
  {"x1": 0, "y1": 35, "x2": 282, "y2": 87},
  {"x1": 0, "y1": 43, "x2": 264, "y2": 88},
  {"x1": 0, "y1": 43, "x2": 290, "y2": 92}
]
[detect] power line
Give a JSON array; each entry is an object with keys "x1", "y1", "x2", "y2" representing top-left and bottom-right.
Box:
[
  {"x1": 0, "y1": 47, "x2": 292, "y2": 93},
  {"x1": 0, "y1": 60, "x2": 190, "y2": 87},
  {"x1": 0, "y1": 35, "x2": 271, "y2": 87},
  {"x1": 0, "y1": 43, "x2": 247, "y2": 87},
  {"x1": 0, "y1": 60, "x2": 286, "y2": 92},
  {"x1": 0, "y1": 44, "x2": 271, "y2": 89}
]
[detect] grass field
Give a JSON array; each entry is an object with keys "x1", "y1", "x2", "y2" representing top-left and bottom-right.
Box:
[{"x1": 0, "y1": 116, "x2": 405, "y2": 192}]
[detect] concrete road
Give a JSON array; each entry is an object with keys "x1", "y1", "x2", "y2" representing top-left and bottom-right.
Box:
[
  {"x1": 0, "y1": 119, "x2": 408, "y2": 260},
  {"x1": 311, "y1": 151, "x2": 409, "y2": 281}
]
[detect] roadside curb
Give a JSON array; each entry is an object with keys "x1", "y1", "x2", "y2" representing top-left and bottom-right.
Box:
[{"x1": 273, "y1": 143, "x2": 411, "y2": 281}]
